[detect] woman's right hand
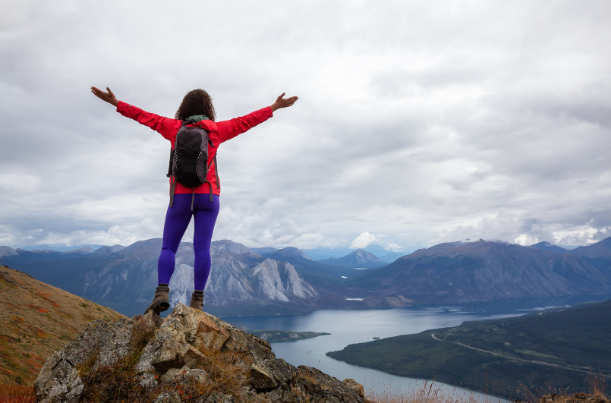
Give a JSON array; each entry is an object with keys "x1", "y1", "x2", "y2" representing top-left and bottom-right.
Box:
[
  {"x1": 91, "y1": 86, "x2": 119, "y2": 107},
  {"x1": 270, "y1": 93, "x2": 298, "y2": 112}
]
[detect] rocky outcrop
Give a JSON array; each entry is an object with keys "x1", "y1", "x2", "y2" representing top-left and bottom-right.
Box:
[{"x1": 35, "y1": 304, "x2": 368, "y2": 403}]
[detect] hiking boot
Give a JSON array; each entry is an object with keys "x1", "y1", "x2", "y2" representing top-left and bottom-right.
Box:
[
  {"x1": 190, "y1": 290, "x2": 204, "y2": 311},
  {"x1": 144, "y1": 284, "x2": 170, "y2": 315}
]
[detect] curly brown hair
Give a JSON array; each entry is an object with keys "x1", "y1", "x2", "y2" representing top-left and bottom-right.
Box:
[{"x1": 175, "y1": 89, "x2": 216, "y2": 121}]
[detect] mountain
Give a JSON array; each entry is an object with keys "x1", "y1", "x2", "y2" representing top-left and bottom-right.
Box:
[
  {"x1": 211, "y1": 239, "x2": 262, "y2": 258},
  {"x1": 250, "y1": 247, "x2": 278, "y2": 255},
  {"x1": 351, "y1": 240, "x2": 611, "y2": 303},
  {"x1": 0, "y1": 244, "x2": 124, "y2": 265},
  {"x1": 20, "y1": 244, "x2": 105, "y2": 252},
  {"x1": 0, "y1": 247, "x2": 101, "y2": 265},
  {"x1": 251, "y1": 259, "x2": 317, "y2": 301},
  {"x1": 63, "y1": 246, "x2": 94, "y2": 254},
  {"x1": 317, "y1": 249, "x2": 386, "y2": 269},
  {"x1": 91, "y1": 244, "x2": 125, "y2": 255},
  {"x1": 302, "y1": 245, "x2": 414, "y2": 261},
  {"x1": 301, "y1": 247, "x2": 354, "y2": 260},
  {"x1": 255, "y1": 247, "x2": 376, "y2": 286},
  {"x1": 328, "y1": 298, "x2": 611, "y2": 400},
  {"x1": 8, "y1": 239, "x2": 320, "y2": 317},
  {"x1": 265, "y1": 247, "x2": 313, "y2": 261},
  {"x1": 529, "y1": 241, "x2": 569, "y2": 254},
  {"x1": 0, "y1": 266, "x2": 124, "y2": 385},
  {"x1": 378, "y1": 251, "x2": 408, "y2": 263},
  {"x1": 0, "y1": 246, "x2": 18, "y2": 258},
  {"x1": 570, "y1": 236, "x2": 611, "y2": 259}
]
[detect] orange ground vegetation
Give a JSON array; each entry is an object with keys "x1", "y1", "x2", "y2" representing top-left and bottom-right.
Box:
[
  {"x1": 25, "y1": 305, "x2": 50, "y2": 314},
  {"x1": 0, "y1": 266, "x2": 125, "y2": 385},
  {"x1": 35, "y1": 292, "x2": 60, "y2": 308},
  {"x1": 0, "y1": 384, "x2": 35, "y2": 403}
]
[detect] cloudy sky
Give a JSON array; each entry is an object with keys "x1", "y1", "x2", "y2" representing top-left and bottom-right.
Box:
[{"x1": 1, "y1": 1, "x2": 610, "y2": 252}]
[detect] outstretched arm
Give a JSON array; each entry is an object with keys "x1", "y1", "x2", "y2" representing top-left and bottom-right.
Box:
[
  {"x1": 90, "y1": 86, "x2": 179, "y2": 140},
  {"x1": 217, "y1": 92, "x2": 299, "y2": 143},
  {"x1": 91, "y1": 86, "x2": 119, "y2": 107},
  {"x1": 270, "y1": 93, "x2": 298, "y2": 112}
]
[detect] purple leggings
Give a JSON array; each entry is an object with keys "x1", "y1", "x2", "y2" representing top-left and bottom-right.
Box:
[{"x1": 157, "y1": 193, "x2": 219, "y2": 291}]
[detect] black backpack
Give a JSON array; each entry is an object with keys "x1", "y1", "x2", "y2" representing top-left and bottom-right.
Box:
[{"x1": 167, "y1": 121, "x2": 219, "y2": 209}]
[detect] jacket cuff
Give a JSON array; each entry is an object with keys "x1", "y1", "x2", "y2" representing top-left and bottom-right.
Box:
[{"x1": 116, "y1": 100, "x2": 128, "y2": 113}]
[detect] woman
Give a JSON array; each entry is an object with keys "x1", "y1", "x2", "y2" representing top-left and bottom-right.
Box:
[{"x1": 91, "y1": 86, "x2": 298, "y2": 314}]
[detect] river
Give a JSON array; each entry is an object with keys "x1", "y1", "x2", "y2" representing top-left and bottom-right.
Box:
[{"x1": 222, "y1": 294, "x2": 611, "y2": 402}]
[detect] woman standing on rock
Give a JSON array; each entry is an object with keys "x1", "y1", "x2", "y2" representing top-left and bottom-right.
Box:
[{"x1": 91, "y1": 86, "x2": 298, "y2": 313}]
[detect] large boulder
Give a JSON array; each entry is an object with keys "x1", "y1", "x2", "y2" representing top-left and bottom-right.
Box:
[{"x1": 35, "y1": 304, "x2": 368, "y2": 403}]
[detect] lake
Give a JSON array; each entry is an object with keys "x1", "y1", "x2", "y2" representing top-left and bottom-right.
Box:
[{"x1": 222, "y1": 294, "x2": 611, "y2": 402}]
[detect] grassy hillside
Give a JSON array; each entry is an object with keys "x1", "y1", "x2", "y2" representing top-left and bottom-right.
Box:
[
  {"x1": 328, "y1": 299, "x2": 611, "y2": 399},
  {"x1": 0, "y1": 266, "x2": 124, "y2": 385}
]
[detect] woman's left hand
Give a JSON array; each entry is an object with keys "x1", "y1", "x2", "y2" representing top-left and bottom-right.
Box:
[{"x1": 91, "y1": 86, "x2": 119, "y2": 107}]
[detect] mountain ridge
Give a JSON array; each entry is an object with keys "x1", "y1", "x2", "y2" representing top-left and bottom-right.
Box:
[
  {"x1": 352, "y1": 239, "x2": 611, "y2": 303},
  {"x1": 317, "y1": 249, "x2": 386, "y2": 269}
]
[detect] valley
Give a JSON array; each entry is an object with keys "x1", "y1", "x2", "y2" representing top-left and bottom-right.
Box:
[{"x1": 327, "y1": 298, "x2": 611, "y2": 400}]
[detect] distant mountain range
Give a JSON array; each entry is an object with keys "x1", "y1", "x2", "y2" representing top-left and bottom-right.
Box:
[
  {"x1": 350, "y1": 239, "x2": 611, "y2": 303},
  {"x1": 252, "y1": 245, "x2": 409, "y2": 263},
  {"x1": 0, "y1": 244, "x2": 124, "y2": 264},
  {"x1": 2, "y1": 237, "x2": 611, "y2": 316},
  {"x1": 0, "y1": 239, "x2": 325, "y2": 317},
  {"x1": 529, "y1": 241, "x2": 569, "y2": 254},
  {"x1": 316, "y1": 249, "x2": 386, "y2": 269}
]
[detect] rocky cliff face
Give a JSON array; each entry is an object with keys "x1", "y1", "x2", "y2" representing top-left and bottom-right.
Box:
[
  {"x1": 26, "y1": 239, "x2": 320, "y2": 315},
  {"x1": 251, "y1": 259, "x2": 317, "y2": 302},
  {"x1": 170, "y1": 248, "x2": 317, "y2": 307},
  {"x1": 35, "y1": 304, "x2": 368, "y2": 403}
]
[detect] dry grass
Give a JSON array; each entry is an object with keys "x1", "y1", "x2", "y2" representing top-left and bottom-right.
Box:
[
  {"x1": 364, "y1": 380, "x2": 508, "y2": 403},
  {"x1": 586, "y1": 371, "x2": 606, "y2": 397},
  {"x1": 516, "y1": 370, "x2": 608, "y2": 403},
  {"x1": 0, "y1": 266, "x2": 125, "y2": 385},
  {"x1": 0, "y1": 384, "x2": 35, "y2": 403}
]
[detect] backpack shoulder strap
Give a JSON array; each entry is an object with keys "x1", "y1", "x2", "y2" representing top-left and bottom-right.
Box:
[{"x1": 213, "y1": 155, "x2": 220, "y2": 190}]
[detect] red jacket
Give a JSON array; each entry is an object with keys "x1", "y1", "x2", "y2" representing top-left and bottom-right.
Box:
[{"x1": 117, "y1": 101, "x2": 273, "y2": 196}]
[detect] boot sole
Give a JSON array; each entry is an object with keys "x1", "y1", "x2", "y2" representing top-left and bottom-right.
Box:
[{"x1": 145, "y1": 299, "x2": 170, "y2": 315}]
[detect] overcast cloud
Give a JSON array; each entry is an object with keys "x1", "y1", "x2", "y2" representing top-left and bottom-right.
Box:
[{"x1": 1, "y1": 0, "x2": 610, "y2": 251}]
